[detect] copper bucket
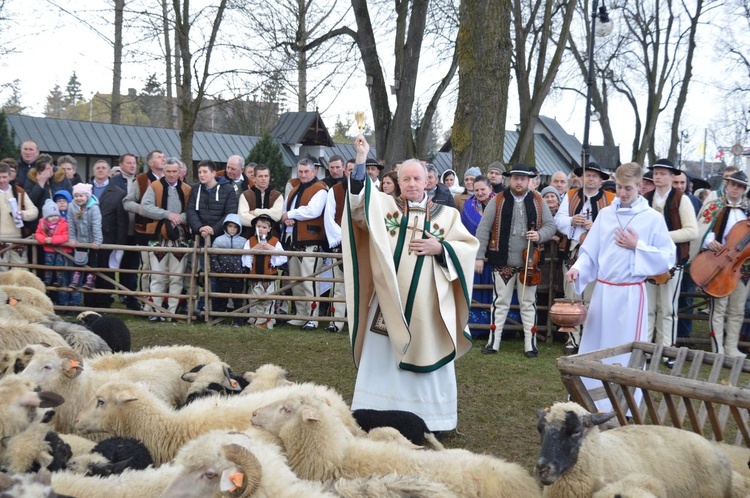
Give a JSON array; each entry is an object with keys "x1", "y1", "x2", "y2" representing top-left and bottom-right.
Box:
[{"x1": 549, "y1": 298, "x2": 588, "y2": 333}]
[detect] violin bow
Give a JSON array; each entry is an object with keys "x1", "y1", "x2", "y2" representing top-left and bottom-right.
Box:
[{"x1": 521, "y1": 221, "x2": 536, "y2": 303}]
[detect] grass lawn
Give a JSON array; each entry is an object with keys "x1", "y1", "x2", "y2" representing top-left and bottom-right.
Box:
[{"x1": 128, "y1": 318, "x2": 571, "y2": 472}]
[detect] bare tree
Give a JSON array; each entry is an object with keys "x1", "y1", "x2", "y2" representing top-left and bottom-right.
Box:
[
  {"x1": 509, "y1": 0, "x2": 578, "y2": 167},
  {"x1": 111, "y1": 0, "x2": 125, "y2": 124},
  {"x1": 172, "y1": 0, "x2": 228, "y2": 168},
  {"x1": 452, "y1": 0, "x2": 512, "y2": 174}
]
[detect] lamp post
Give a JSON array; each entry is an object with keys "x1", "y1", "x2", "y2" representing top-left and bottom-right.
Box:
[
  {"x1": 581, "y1": 1, "x2": 613, "y2": 169},
  {"x1": 677, "y1": 130, "x2": 689, "y2": 167}
]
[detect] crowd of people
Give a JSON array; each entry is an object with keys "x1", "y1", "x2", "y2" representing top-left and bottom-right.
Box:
[{"x1": 0, "y1": 139, "x2": 747, "y2": 362}]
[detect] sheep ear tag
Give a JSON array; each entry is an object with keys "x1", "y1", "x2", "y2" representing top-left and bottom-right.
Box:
[
  {"x1": 8, "y1": 297, "x2": 17, "y2": 306},
  {"x1": 220, "y1": 468, "x2": 244, "y2": 493}
]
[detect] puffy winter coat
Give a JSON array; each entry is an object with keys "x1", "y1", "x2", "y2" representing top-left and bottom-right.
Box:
[
  {"x1": 211, "y1": 213, "x2": 248, "y2": 274},
  {"x1": 186, "y1": 178, "x2": 238, "y2": 240},
  {"x1": 68, "y1": 196, "x2": 103, "y2": 245},
  {"x1": 35, "y1": 217, "x2": 72, "y2": 253}
]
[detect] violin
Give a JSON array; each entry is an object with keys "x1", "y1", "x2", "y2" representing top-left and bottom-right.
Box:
[
  {"x1": 519, "y1": 221, "x2": 542, "y2": 286},
  {"x1": 690, "y1": 219, "x2": 750, "y2": 298},
  {"x1": 519, "y1": 246, "x2": 543, "y2": 286}
]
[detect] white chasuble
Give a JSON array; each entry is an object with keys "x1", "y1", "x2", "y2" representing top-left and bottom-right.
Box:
[{"x1": 342, "y1": 180, "x2": 478, "y2": 430}]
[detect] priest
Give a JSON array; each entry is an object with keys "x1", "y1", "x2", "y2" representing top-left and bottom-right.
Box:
[{"x1": 342, "y1": 135, "x2": 479, "y2": 431}]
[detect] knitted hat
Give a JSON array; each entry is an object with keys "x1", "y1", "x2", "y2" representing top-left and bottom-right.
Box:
[
  {"x1": 487, "y1": 161, "x2": 504, "y2": 174},
  {"x1": 42, "y1": 199, "x2": 60, "y2": 219},
  {"x1": 541, "y1": 186, "x2": 559, "y2": 198},
  {"x1": 464, "y1": 167, "x2": 481, "y2": 178},
  {"x1": 72, "y1": 183, "x2": 93, "y2": 198}
]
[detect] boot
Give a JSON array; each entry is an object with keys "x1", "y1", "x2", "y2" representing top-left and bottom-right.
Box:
[
  {"x1": 43, "y1": 271, "x2": 53, "y2": 286},
  {"x1": 82, "y1": 274, "x2": 96, "y2": 290},
  {"x1": 232, "y1": 318, "x2": 244, "y2": 328},
  {"x1": 53, "y1": 271, "x2": 65, "y2": 287},
  {"x1": 724, "y1": 330, "x2": 746, "y2": 358},
  {"x1": 69, "y1": 271, "x2": 82, "y2": 288}
]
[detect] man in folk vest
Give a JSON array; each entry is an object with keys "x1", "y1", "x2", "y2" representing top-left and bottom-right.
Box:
[
  {"x1": 123, "y1": 150, "x2": 165, "y2": 313},
  {"x1": 139, "y1": 158, "x2": 192, "y2": 321},
  {"x1": 644, "y1": 158, "x2": 698, "y2": 366},
  {"x1": 282, "y1": 157, "x2": 329, "y2": 330},
  {"x1": 474, "y1": 164, "x2": 556, "y2": 357},
  {"x1": 322, "y1": 158, "x2": 354, "y2": 333},
  {"x1": 554, "y1": 162, "x2": 615, "y2": 353},
  {"x1": 691, "y1": 171, "x2": 750, "y2": 357},
  {"x1": 238, "y1": 164, "x2": 283, "y2": 238}
]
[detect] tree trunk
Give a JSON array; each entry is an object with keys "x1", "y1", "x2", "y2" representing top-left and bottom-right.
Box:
[
  {"x1": 162, "y1": 0, "x2": 175, "y2": 128},
  {"x1": 297, "y1": 0, "x2": 308, "y2": 111},
  {"x1": 452, "y1": 0, "x2": 512, "y2": 174},
  {"x1": 111, "y1": 0, "x2": 124, "y2": 124},
  {"x1": 415, "y1": 50, "x2": 457, "y2": 159}
]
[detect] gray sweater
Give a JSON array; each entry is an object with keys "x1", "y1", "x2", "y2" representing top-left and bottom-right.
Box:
[{"x1": 475, "y1": 191, "x2": 556, "y2": 268}]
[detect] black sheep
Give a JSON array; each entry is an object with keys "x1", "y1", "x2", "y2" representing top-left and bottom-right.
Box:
[
  {"x1": 86, "y1": 437, "x2": 153, "y2": 477},
  {"x1": 352, "y1": 409, "x2": 444, "y2": 449},
  {"x1": 76, "y1": 312, "x2": 131, "y2": 352}
]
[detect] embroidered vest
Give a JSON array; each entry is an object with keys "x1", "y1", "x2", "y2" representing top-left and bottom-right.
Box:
[
  {"x1": 487, "y1": 190, "x2": 543, "y2": 267},
  {"x1": 645, "y1": 189, "x2": 689, "y2": 264},
  {"x1": 560, "y1": 188, "x2": 615, "y2": 251},
  {"x1": 248, "y1": 235, "x2": 281, "y2": 276},
  {"x1": 332, "y1": 182, "x2": 346, "y2": 226},
  {"x1": 286, "y1": 178, "x2": 327, "y2": 246},
  {"x1": 149, "y1": 180, "x2": 191, "y2": 239}
]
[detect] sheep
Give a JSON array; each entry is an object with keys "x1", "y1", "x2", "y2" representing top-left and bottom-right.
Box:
[
  {"x1": 51, "y1": 466, "x2": 180, "y2": 498},
  {"x1": 88, "y1": 344, "x2": 221, "y2": 373},
  {"x1": 78, "y1": 437, "x2": 154, "y2": 477},
  {"x1": 241, "y1": 363, "x2": 294, "y2": 393},
  {"x1": 75, "y1": 312, "x2": 131, "y2": 353},
  {"x1": 19, "y1": 346, "x2": 187, "y2": 435},
  {"x1": 180, "y1": 362, "x2": 246, "y2": 405},
  {"x1": 0, "y1": 269, "x2": 47, "y2": 294},
  {"x1": 534, "y1": 401, "x2": 734, "y2": 497},
  {"x1": 591, "y1": 473, "x2": 667, "y2": 498},
  {"x1": 715, "y1": 442, "x2": 750, "y2": 479},
  {"x1": 0, "y1": 285, "x2": 55, "y2": 315},
  {"x1": 0, "y1": 320, "x2": 68, "y2": 352},
  {"x1": 352, "y1": 409, "x2": 444, "y2": 450},
  {"x1": 162, "y1": 430, "x2": 456, "y2": 498},
  {"x1": 40, "y1": 321, "x2": 112, "y2": 357},
  {"x1": 1, "y1": 423, "x2": 73, "y2": 474},
  {"x1": 0, "y1": 376, "x2": 64, "y2": 439},
  {"x1": 74, "y1": 378, "x2": 363, "y2": 466},
  {"x1": 0, "y1": 344, "x2": 52, "y2": 379},
  {"x1": 0, "y1": 469, "x2": 71, "y2": 498},
  {"x1": 250, "y1": 393, "x2": 542, "y2": 498}
]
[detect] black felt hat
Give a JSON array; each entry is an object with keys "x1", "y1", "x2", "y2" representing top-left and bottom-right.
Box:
[
  {"x1": 365, "y1": 158, "x2": 384, "y2": 171},
  {"x1": 502, "y1": 163, "x2": 537, "y2": 178},
  {"x1": 648, "y1": 158, "x2": 681, "y2": 175},
  {"x1": 572, "y1": 161, "x2": 610, "y2": 181}
]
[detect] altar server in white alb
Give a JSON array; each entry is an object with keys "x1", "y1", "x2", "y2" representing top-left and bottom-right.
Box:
[
  {"x1": 566, "y1": 162, "x2": 675, "y2": 410},
  {"x1": 342, "y1": 134, "x2": 478, "y2": 432}
]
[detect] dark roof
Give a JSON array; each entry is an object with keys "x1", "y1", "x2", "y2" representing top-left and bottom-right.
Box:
[
  {"x1": 502, "y1": 131, "x2": 573, "y2": 176},
  {"x1": 327, "y1": 143, "x2": 378, "y2": 166},
  {"x1": 537, "y1": 116, "x2": 584, "y2": 168},
  {"x1": 432, "y1": 152, "x2": 454, "y2": 175},
  {"x1": 6, "y1": 114, "x2": 297, "y2": 167},
  {"x1": 270, "y1": 112, "x2": 334, "y2": 147}
]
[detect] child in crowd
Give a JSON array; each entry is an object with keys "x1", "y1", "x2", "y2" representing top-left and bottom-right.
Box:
[
  {"x1": 242, "y1": 214, "x2": 287, "y2": 328},
  {"x1": 35, "y1": 199, "x2": 72, "y2": 287},
  {"x1": 52, "y1": 190, "x2": 80, "y2": 309},
  {"x1": 68, "y1": 183, "x2": 102, "y2": 290},
  {"x1": 210, "y1": 213, "x2": 248, "y2": 327}
]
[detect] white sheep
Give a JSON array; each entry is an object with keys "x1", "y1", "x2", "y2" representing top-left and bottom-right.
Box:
[
  {"x1": 88, "y1": 344, "x2": 221, "y2": 373},
  {"x1": 0, "y1": 320, "x2": 68, "y2": 352},
  {"x1": 0, "y1": 344, "x2": 52, "y2": 379},
  {"x1": 591, "y1": 473, "x2": 667, "y2": 498},
  {"x1": 0, "y1": 375, "x2": 64, "y2": 439},
  {"x1": 534, "y1": 401, "x2": 734, "y2": 497},
  {"x1": 0, "y1": 269, "x2": 47, "y2": 294},
  {"x1": 51, "y1": 465, "x2": 179, "y2": 498},
  {"x1": 162, "y1": 430, "x2": 456, "y2": 498},
  {"x1": 74, "y1": 378, "x2": 363, "y2": 466},
  {"x1": 19, "y1": 346, "x2": 186, "y2": 435},
  {"x1": 241, "y1": 363, "x2": 294, "y2": 393},
  {"x1": 0, "y1": 284, "x2": 55, "y2": 315},
  {"x1": 250, "y1": 393, "x2": 541, "y2": 498},
  {"x1": 0, "y1": 469, "x2": 59, "y2": 498}
]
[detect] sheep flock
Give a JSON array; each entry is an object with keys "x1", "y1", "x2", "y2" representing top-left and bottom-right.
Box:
[{"x1": 3, "y1": 269, "x2": 750, "y2": 497}]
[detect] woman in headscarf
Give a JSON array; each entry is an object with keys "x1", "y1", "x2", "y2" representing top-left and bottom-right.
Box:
[
  {"x1": 454, "y1": 166, "x2": 481, "y2": 213},
  {"x1": 460, "y1": 175, "x2": 495, "y2": 336}
]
